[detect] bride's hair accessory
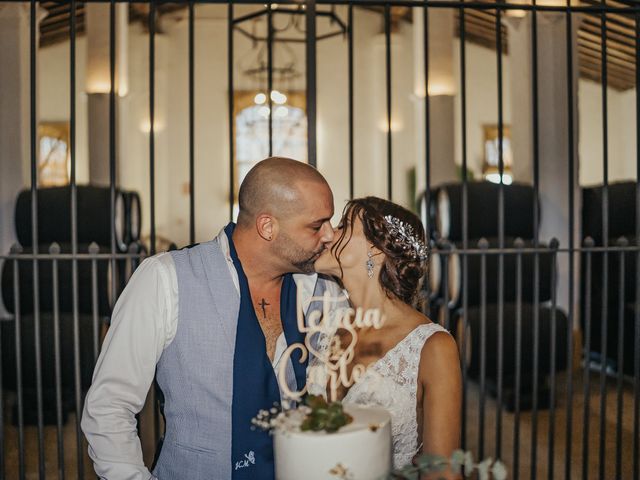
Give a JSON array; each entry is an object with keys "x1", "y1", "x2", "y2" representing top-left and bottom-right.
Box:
[{"x1": 383, "y1": 215, "x2": 428, "y2": 261}]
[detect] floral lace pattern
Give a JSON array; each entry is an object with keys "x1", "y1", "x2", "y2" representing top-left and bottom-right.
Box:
[{"x1": 343, "y1": 323, "x2": 450, "y2": 469}]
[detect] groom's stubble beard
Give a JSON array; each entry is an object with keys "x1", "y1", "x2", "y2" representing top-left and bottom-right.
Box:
[{"x1": 273, "y1": 230, "x2": 325, "y2": 274}]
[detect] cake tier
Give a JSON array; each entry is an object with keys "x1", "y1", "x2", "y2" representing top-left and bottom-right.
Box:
[{"x1": 274, "y1": 404, "x2": 392, "y2": 480}]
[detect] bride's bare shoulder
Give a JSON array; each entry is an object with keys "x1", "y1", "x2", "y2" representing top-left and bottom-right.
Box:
[{"x1": 418, "y1": 323, "x2": 461, "y2": 385}]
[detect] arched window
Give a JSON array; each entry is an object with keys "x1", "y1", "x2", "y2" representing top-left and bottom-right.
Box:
[{"x1": 234, "y1": 90, "x2": 307, "y2": 190}]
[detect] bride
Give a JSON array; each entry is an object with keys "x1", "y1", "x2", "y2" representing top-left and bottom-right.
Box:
[{"x1": 313, "y1": 196, "x2": 462, "y2": 475}]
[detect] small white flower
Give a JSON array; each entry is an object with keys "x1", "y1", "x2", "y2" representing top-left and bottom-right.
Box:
[
  {"x1": 463, "y1": 451, "x2": 474, "y2": 473},
  {"x1": 491, "y1": 460, "x2": 507, "y2": 480},
  {"x1": 476, "y1": 458, "x2": 493, "y2": 480}
]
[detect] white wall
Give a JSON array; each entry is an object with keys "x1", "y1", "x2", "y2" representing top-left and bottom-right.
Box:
[
  {"x1": 452, "y1": 39, "x2": 512, "y2": 179},
  {"x1": 579, "y1": 79, "x2": 637, "y2": 186},
  {"x1": 413, "y1": 31, "x2": 519, "y2": 198}
]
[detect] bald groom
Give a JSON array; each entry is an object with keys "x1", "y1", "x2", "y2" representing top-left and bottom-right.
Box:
[{"x1": 82, "y1": 158, "x2": 342, "y2": 480}]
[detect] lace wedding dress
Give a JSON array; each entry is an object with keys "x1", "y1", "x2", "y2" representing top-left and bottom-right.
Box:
[{"x1": 342, "y1": 323, "x2": 450, "y2": 469}]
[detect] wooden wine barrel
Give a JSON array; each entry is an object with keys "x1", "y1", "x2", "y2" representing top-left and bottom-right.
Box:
[
  {"x1": 447, "y1": 238, "x2": 554, "y2": 309},
  {"x1": 1, "y1": 244, "x2": 119, "y2": 316},
  {"x1": 427, "y1": 250, "x2": 442, "y2": 299},
  {"x1": 582, "y1": 300, "x2": 638, "y2": 377},
  {"x1": 580, "y1": 237, "x2": 637, "y2": 326},
  {"x1": 580, "y1": 238, "x2": 638, "y2": 376},
  {"x1": 436, "y1": 182, "x2": 537, "y2": 241},
  {"x1": 1, "y1": 313, "x2": 97, "y2": 401},
  {"x1": 417, "y1": 189, "x2": 439, "y2": 240},
  {"x1": 124, "y1": 191, "x2": 142, "y2": 244},
  {"x1": 15, "y1": 186, "x2": 127, "y2": 250},
  {"x1": 455, "y1": 303, "x2": 569, "y2": 381},
  {"x1": 582, "y1": 182, "x2": 636, "y2": 245}
]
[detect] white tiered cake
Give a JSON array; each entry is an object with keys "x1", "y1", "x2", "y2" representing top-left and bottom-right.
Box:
[{"x1": 273, "y1": 404, "x2": 392, "y2": 480}]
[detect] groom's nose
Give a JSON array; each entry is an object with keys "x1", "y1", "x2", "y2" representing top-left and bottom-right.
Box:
[{"x1": 319, "y1": 222, "x2": 334, "y2": 244}]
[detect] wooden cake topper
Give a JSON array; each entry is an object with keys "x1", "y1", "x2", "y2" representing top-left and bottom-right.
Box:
[{"x1": 278, "y1": 289, "x2": 385, "y2": 403}]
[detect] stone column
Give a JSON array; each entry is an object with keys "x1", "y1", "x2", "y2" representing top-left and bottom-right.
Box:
[
  {"x1": 85, "y1": 3, "x2": 128, "y2": 186},
  {"x1": 0, "y1": 4, "x2": 30, "y2": 254},
  {"x1": 0, "y1": 4, "x2": 31, "y2": 317},
  {"x1": 413, "y1": 4, "x2": 458, "y2": 203},
  {"x1": 505, "y1": 12, "x2": 581, "y2": 315}
]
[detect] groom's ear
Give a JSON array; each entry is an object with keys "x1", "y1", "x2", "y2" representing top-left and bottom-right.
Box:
[{"x1": 256, "y1": 213, "x2": 277, "y2": 241}]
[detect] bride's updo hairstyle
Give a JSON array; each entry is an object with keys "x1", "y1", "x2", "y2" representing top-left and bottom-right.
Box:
[{"x1": 331, "y1": 196, "x2": 428, "y2": 305}]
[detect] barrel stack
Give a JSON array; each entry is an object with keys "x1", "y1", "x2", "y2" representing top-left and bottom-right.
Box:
[
  {"x1": 580, "y1": 181, "x2": 637, "y2": 377},
  {"x1": 0, "y1": 185, "x2": 143, "y2": 424},
  {"x1": 423, "y1": 181, "x2": 568, "y2": 411}
]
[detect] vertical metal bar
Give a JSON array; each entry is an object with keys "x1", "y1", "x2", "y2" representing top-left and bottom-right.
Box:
[
  {"x1": 267, "y1": 3, "x2": 273, "y2": 157},
  {"x1": 423, "y1": 4, "x2": 431, "y2": 234},
  {"x1": 514, "y1": 239, "x2": 524, "y2": 480},
  {"x1": 582, "y1": 237, "x2": 594, "y2": 480},
  {"x1": 148, "y1": 0, "x2": 159, "y2": 445},
  {"x1": 0, "y1": 272, "x2": 3, "y2": 479},
  {"x1": 531, "y1": 1, "x2": 541, "y2": 477},
  {"x1": 189, "y1": 0, "x2": 195, "y2": 243},
  {"x1": 149, "y1": 0, "x2": 157, "y2": 256},
  {"x1": 598, "y1": 5, "x2": 609, "y2": 478},
  {"x1": 548, "y1": 238, "x2": 559, "y2": 480},
  {"x1": 348, "y1": 4, "x2": 354, "y2": 198},
  {"x1": 615, "y1": 238, "x2": 627, "y2": 480},
  {"x1": 442, "y1": 243, "x2": 450, "y2": 331},
  {"x1": 478, "y1": 238, "x2": 488, "y2": 460},
  {"x1": 459, "y1": 0, "x2": 469, "y2": 452},
  {"x1": 130, "y1": 243, "x2": 142, "y2": 272},
  {"x1": 90, "y1": 245, "x2": 100, "y2": 361},
  {"x1": 70, "y1": 1, "x2": 84, "y2": 476},
  {"x1": 12, "y1": 249, "x2": 25, "y2": 480},
  {"x1": 29, "y1": 1, "x2": 45, "y2": 475},
  {"x1": 385, "y1": 3, "x2": 392, "y2": 200},
  {"x1": 634, "y1": 11, "x2": 640, "y2": 480},
  {"x1": 306, "y1": 0, "x2": 317, "y2": 167},
  {"x1": 228, "y1": 1, "x2": 235, "y2": 222},
  {"x1": 531, "y1": 255, "x2": 540, "y2": 480},
  {"x1": 50, "y1": 244, "x2": 65, "y2": 479},
  {"x1": 109, "y1": 0, "x2": 117, "y2": 331},
  {"x1": 564, "y1": 3, "x2": 576, "y2": 479},
  {"x1": 495, "y1": 5, "x2": 505, "y2": 461}
]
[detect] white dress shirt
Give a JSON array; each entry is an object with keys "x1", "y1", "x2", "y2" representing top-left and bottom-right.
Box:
[{"x1": 82, "y1": 231, "x2": 319, "y2": 480}]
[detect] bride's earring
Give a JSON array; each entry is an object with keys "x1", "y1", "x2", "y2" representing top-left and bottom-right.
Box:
[{"x1": 366, "y1": 252, "x2": 375, "y2": 279}]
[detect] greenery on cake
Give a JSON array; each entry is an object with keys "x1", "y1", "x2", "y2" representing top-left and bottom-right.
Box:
[
  {"x1": 251, "y1": 395, "x2": 353, "y2": 434},
  {"x1": 300, "y1": 395, "x2": 353, "y2": 433}
]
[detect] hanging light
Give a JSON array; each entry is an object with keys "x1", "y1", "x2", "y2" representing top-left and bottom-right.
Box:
[
  {"x1": 270, "y1": 90, "x2": 287, "y2": 105},
  {"x1": 254, "y1": 92, "x2": 267, "y2": 105}
]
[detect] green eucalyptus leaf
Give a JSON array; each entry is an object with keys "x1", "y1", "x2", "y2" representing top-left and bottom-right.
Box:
[{"x1": 450, "y1": 449, "x2": 465, "y2": 474}]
